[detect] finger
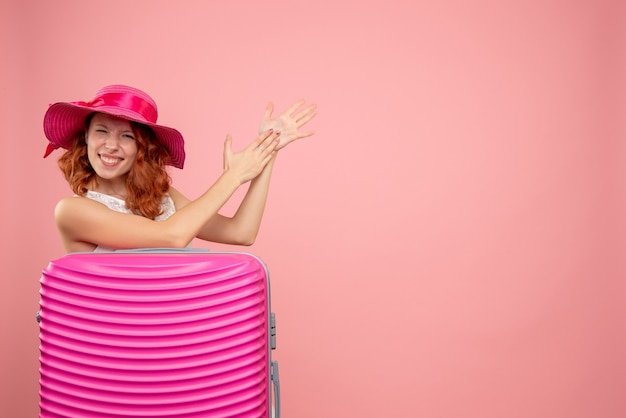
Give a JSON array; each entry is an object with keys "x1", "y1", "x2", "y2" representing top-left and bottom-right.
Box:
[
  {"x1": 285, "y1": 99, "x2": 306, "y2": 117},
  {"x1": 260, "y1": 151, "x2": 277, "y2": 166},
  {"x1": 295, "y1": 131, "x2": 315, "y2": 139},
  {"x1": 296, "y1": 105, "x2": 317, "y2": 125},
  {"x1": 263, "y1": 102, "x2": 274, "y2": 120},
  {"x1": 252, "y1": 130, "x2": 278, "y2": 154},
  {"x1": 259, "y1": 131, "x2": 280, "y2": 151},
  {"x1": 259, "y1": 132, "x2": 280, "y2": 155},
  {"x1": 223, "y1": 134, "x2": 233, "y2": 169},
  {"x1": 251, "y1": 129, "x2": 274, "y2": 150}
]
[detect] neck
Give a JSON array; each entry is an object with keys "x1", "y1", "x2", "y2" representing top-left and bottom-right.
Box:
[{"x1": 89, "y1": 177, "x2": 128, "y2": 200}]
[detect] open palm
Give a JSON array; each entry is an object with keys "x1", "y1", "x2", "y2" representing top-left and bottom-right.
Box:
[{"x1": 259, "y1": 100, "x2": 317, "y2": 150}]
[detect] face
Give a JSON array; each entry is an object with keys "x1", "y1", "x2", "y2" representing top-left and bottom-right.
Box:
[{"x1": 85, "y1": 113, "x2": 138, "y2": 182}]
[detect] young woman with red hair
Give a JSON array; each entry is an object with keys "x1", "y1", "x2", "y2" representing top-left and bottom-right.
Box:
[{"x1": 43, "y1": 84, "x2": 316, "y2": 253}]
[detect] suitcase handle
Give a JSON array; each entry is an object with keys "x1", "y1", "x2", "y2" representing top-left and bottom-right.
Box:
[{"x1": 271, "y1": 361, "x2": 280, "y2": 418}]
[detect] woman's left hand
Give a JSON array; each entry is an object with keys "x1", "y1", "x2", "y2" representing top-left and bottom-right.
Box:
[
  {"x1": 223, "y1": 130, "x2": 279, "y2": 184},
  {"x1": 258, "y1": 100, "x2": 317, "y2": 150}
]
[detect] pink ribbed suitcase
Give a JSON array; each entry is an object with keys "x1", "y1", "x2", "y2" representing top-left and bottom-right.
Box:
[{"x1": 38, "y1": 249, "x2": 279, "y2": 418}]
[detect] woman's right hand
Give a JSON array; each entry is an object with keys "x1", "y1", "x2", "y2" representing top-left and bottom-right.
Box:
[{"x1": 223, "y1": 129, "x2": 280, "y2": 184}]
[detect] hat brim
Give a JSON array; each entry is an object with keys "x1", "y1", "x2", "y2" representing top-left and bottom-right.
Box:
[{"x1": 43, "y1": 102, "x2": 185, "y2": 169}]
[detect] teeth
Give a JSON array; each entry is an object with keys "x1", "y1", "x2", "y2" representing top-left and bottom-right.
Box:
[{"x1": 101, "y1": 156, "x2": 121, "y2": 164}]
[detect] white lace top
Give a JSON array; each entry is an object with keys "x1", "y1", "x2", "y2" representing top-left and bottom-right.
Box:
[{"x1": 84, "y1": 190, "x2": 177, "y2": 252}]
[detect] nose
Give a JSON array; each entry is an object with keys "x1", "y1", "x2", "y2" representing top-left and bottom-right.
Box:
[{"x1": 104, "y1": 135, "x2": 120, "y2": 151}]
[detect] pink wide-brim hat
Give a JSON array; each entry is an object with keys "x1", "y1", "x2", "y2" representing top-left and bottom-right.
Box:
[{"x1": 43, "y1": 84, "x2": 186, "y2": 169}]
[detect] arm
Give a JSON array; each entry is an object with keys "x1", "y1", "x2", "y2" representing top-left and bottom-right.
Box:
[
  {"x1": 169, "y1": 140, "x2": 277, "y2": 246},
  {"x1": 55, "y1": 131, "x2": 280, "y2": 252},
  {"x1": 169, "y1": 100, "x2": 317, "y2": 246}
]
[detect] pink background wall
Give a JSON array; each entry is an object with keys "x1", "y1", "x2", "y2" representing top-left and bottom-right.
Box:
[{"x1": 1, "y1": 0, "x2": 624, "y2": 417}]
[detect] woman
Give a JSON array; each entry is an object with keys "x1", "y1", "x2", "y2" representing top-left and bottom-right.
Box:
[{"x1": 43, "y1": 84, "x2": 316, "y2": 253}]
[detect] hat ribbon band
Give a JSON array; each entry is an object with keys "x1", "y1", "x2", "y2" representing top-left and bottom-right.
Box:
[{"x1": 72, "y1": 92, "x2": 158, "y2": 123}]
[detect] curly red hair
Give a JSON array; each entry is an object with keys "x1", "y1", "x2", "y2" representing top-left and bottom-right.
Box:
[{"x1": 57, "y1": 113, "x2": 172, "y2": 220}]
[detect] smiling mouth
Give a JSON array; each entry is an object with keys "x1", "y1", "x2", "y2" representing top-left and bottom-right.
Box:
[{"x1": 99, "y1": 155, "x2": 123, "y2": 166}]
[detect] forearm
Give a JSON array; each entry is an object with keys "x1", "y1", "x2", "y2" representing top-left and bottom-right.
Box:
[
  {"x1": 164, "y1": 170, "x2": 242, "y2": 246},
  {"x1": 232, "y1": 156, "x2": 276, "y2": 238},
  {"x1": 196, "y1": 156, "x2": 276, "y2": 245}
]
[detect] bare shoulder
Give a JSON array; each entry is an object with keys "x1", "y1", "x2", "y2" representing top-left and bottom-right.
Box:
[
  {"x1": 54, "y1": 196, "x2": 82, "y2": 221},
  {"x1": 55, "y1": 195, "x2": 95, "y2": 218},
  {"x1": 53, "y1": 196, "x2": 112, "y2": 251},
  {"x1": 54, "y1": 195, "x2": 111, "y2": 227}
]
